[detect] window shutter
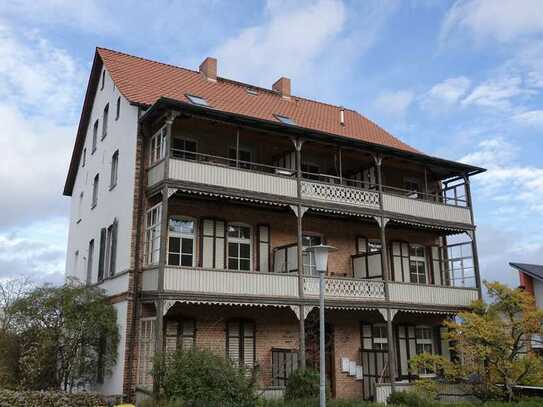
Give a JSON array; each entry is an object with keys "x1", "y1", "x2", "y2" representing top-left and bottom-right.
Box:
[
  {"x1": 202, "y1": 219, "x2": 225, "y2": 269},
  {"x1": 215, "y1": 221, "x2": 225, "y2": 268},
  {"x1": 110, "y1": 219, "x2": 118, "y2": 277},
  {"x1": 243, "y1": 321, "x2": 256, "y2": 369},
  {"x1": 391, "y1": 242, "x2": 409, "y2": 282},
  {"x1": 430, "y1": 246, "x2": 442, "y2": 286},
  {"x1": 98, "y1": 228, "x2": 106, "y2": 281},
  {"x1": 227, "y1": 321, "x2": 240, "y2": 366},
  {"x1": 257, "y1": 225, "x2": 270, "y2": 272},
  {"x1": 138, "y1": 318, "x2": 155, "y2": 386},
  {"x1": 180, "y1": 320, "x2": 196, "y2": 350},
  {"x1": 164, "y1": 320, "x2": 178, "y2": 354}
]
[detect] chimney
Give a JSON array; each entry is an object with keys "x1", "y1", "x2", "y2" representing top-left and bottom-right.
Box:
[
  {"x1": 339, "y1": 107, "x2": 345, "y2": 126},
  {"x1": 199, "y1": 57, "x2": 217, "y2": 82},
  {"x1": 272, "y1": 77, "x2": 291, "y2": 98}
]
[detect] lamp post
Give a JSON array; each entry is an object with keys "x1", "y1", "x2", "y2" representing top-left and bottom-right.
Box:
[{"x1": 305, "y1": 244, "x2": 336, "y2": 407}]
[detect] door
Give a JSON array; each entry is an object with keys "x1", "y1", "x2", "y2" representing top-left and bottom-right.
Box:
[
  {"x1": 305, "y1": 309, "x2": 335, "y2": 396},
  {"x1": 361, "y1": 323, "x2": 390, "y2": 400}
]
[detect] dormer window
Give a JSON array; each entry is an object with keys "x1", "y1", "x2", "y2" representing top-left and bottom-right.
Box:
[
  {"x1": 186, "y1": 94, "x2": 209, "y2": 106},
  {"x1": 246, "y1": 88, "x2": 258, "y2": 96},
  {"x1": 275, "y1": 114, "x2": 296, "y2": 125}
]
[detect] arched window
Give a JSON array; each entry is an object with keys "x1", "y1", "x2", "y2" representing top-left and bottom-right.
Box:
[
  {"x1": 115, "y1": 96, "x2": 121, "y2": 120},
  {"x1": 227, "y1": 223, "x2": 252, "y2": 271},
  {"x1": 168, "y1": 217, "x2": 196, "y2": 267}
]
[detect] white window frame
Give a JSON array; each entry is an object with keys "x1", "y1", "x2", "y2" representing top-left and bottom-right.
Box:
[
  {"x1": 145, "y1": 203, "x2": 162, "y2": 265},
  {"x1": 409, "y1": 244, "x2": 427, "y2": 284},
  {"x1": 150, "y1": 126, "x2": 167, "y2": 165},
  {"x1": 227, "y1": 223, "x2": 252, "y2": 271},
  {"x1": 167, "y1": 217, "x2": 196, "y2": 267}
]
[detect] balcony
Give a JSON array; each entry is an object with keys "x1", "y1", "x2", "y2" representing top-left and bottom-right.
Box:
[
  {"x1": 147, "y1": 151, "x2": 473, "y2": 226},
  {"x1": 140, "y1": 266, "x2": 476, "y2": 308}
]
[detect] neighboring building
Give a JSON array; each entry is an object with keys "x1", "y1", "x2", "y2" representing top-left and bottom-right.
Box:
[{"x1": 64, "y1": 48, "x2": 485, "y2": 401}]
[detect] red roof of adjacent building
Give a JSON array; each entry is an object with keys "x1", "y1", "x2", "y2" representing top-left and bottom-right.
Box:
[{"x1": 97, "y1": 47, "x2": 419, "y2": 154}]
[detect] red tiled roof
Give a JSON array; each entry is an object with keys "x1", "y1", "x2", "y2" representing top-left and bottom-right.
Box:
[{"x1": 97, "y1": 47, "x2": 419, "y2": 153}]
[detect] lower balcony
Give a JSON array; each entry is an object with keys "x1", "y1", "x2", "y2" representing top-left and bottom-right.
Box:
[{"x1": 141, "y1": 266, "x2": 477, "y2": 308}]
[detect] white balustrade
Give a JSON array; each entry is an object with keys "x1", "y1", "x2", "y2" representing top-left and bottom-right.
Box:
[
  {"x1": 301, "y1": 181, "x2": 380, "y2": 208},
  {"x1": 303, "y1": 276, "x2": 385, "y2": 300},
  {"x1": 147, "y1": 161, "x2": 165, "y2": 187},
  {"x1": 382, "y1": 193, "x2": 472, "y2": 224},
  {"x1": 164, "y1": 267, "x2": 299, "y2": 298},
  {"x1": 388, "y1": 282, "x2": 478, "y2": 307},
  {"x1": 168, "y1": 159, "x2": 297, "y2": 198}
]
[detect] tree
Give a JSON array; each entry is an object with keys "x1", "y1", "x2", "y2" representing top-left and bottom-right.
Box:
[
  {"x1": 410, "y1": 281, "x2": 543, "y2": 401},
  {"x1": 4, "y1": 279, "x2": 119, "y2": 391},
  {"x1": 0, "y1": 277, "x2": 33, "y2": 330}
]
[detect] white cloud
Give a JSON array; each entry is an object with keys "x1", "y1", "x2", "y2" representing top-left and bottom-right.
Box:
[
  {"x1": 461, "y1": 138, "x2": 543, "y2": 214},
  {"x1": 373, "y1": 89, "x2": 414, "y2": 117},
  {"x1": 441, "y1": 0, "x2": 543, "y2": 44},
  {"x1": 512, "y1": 110, "x2": 543, "y2": 129},
  {"x1": 420, "y1": 76, "x2": 471, "y2": 111},
  {"x1": 460, "y1": 76, "x2": 532, "y2": 110}
]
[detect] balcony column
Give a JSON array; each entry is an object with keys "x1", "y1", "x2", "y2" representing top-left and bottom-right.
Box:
[
  {"x1": 373, "y1": 154, "x2": 384, "y2": 210},
  {"x1": 293, "y1": 136, "x2": 307, "y2": 368},
  {"x1": 464, "y1": 174, "x2": 483, "y2": 299},
  {"x1": 375, "y1": 215, "x2": 397, "y2": 390}
]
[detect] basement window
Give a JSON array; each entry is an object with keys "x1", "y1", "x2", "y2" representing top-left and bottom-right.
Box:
[
  {"x1": 186, "y1": 94, "x2": 209, "y2": 106},
  {"x1": 275, "y1": 114, "x2": 296, "y2": 125}
]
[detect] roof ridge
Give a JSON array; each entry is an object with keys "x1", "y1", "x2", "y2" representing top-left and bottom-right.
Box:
[{"x1": 96, "y1": 46, "x2": 357, "y2": 113}]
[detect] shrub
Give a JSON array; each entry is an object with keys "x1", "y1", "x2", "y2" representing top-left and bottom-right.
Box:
[
  {"x1": 0, "y1": 389, "x2": 104, "y2": 407},
  {"x1": 387, "y1": 390, "x2": 434, "y2": 407},
  {"x1": 153, "y1": 349, "x2": 255, "y2": 406},
  {"x1": 284, "y1": 369, "x2": 327, "y2": 401}
]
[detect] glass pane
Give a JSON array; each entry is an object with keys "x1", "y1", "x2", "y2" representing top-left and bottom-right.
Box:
[
  {"x1": 228, "y1": 242, "x2": 238, "y2": 257},
  {"x1": 240, "y1": 243, "x2": 250, "y2": 258},
  {"x1": 182, "y1": 238, "x2": 193, "y2": 254},
  {"x1": 168, "y1": 253, "x2": 180, "y2": 265},
  {"x1": 169, "y1": 219, "x2": 194, "y2": 234},
  {"x1": 240, "y1": 259, "x2": 250, "y2": 271},
  {"x1": 239, "y1": 226, "x2": 251, "y2": 239},
  {"x1": 229, "y1": 259, "x2": 238, "y2": 270},
  {"x1": 181, "y1": 255, "x2": 193, "y2": 267},
  {"x1": 169, "y1": 237, "x2": 180, "y2": 253},
  {"x1": 228, "y1": 225, "x2": 239, "y2": 238}
]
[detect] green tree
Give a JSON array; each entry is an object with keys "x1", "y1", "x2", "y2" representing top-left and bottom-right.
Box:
[
  {"x1": 409, "y1": 281, "x2": 543, "y2": 401},
  {"x1": 5, "y1": 279, "x2": 119, "y2": 391}
]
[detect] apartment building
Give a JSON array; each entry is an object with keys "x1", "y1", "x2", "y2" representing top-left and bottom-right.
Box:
[{"x1": 64, "y1": 48, "x2": 485, "y2": 401}]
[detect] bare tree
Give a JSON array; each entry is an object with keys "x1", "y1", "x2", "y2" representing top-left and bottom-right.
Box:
[{"x1": 0, "y1": 277, "x2": 33, "y2": 330}]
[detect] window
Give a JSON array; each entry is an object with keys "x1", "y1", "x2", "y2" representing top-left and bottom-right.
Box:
[
  {"x1": 246, "y1": 88, "x2": 258, "y2": 96},
  {"x1": 82, "y1": 148, "x2": 86, "y2": 167},
  {"x1": 92, "y1": 174, "x2": 99, "y2": 208},
  {"x1": 186, "y1": 94, "x2": 209, "y2": 106},
  {"x1": 226, "y1": 320, "x2": 255, "y2": 370},
  {"x1": 228, "y1": 224, "x2": 251, "y2": 271},
  {"x1": 302, "y1": 234, "x2": 323, "y2": 275},
  {"x1": 272, "y1": 349, "x2": 298, "y2": 387},
  {"x1": 168, "y1": 218, "x2": 195, "y2": 267},
  {"x1": 164, "y1": 319, "x2": 196, "y2": 353},
  {"x1": 409, "y1": 245, "x2": 427, "y2": 284},
  {"x1": 115, "y1": 96, "x2": 121, "y2": 120},
  {"x1": 274, "y1": 114, "x2": 296, "y2": 125},
  {"x1": 86, "y1": 239, "x2": 94, "y2": 285},
  {"x1": 101, "y1": 70, "x2": 105, "y2": 90},
  {"x1": 74, "y1": 250, "x2": 79, "y2": 275},
  {"x1": 110, "y1": 150, "x2": 119, "y2": 188},
  {"x1": 98, "y1": 228, "x2": 106, "y2": 281},
  {"x1": 201, "y1": 219, "x2": 225, "y2": 269},
  {"x1": 372, "y1": 325, "x2": 388, "y2": 350},
  {"x1": 391, "y1": 241, "x2": 410, "y2": 282},
  {"x1": 405, "y1": 178, "x2": 421, "y2": 199},
  {"x1": 102, "y1": 103, "x2": 109, "y2": 140},
  {"x1": 150, "y1": 127, "x2": 167, "y2": 165},
  {"x1": 228, "y1": 147, "x2": 252, "y2": 169},
  {"x1": 145, "y1": 204, "x2": 162, "y2": 265},
  {"x1": 172, "y1": 138, "x2": 197, "y2": 160},
  {"x1": 415, "y1": 326, "x2": 434, "y2": 375},
  {"x1": 105, "y1": 220, "x2": 118, "y2": 277},
  {"x1": 92, "y1": 120, "x2": 99, "y2": 153}
]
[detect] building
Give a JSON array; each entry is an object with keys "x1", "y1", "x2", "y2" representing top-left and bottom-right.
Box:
[{"x1": 64, "y1": 48, "x2": 485, "y2": 401}]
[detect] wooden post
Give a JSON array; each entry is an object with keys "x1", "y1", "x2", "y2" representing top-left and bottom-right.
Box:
[
  {"x1": 464, "y1": 175, "x2": 483, "y2": 299},
  {"x1": 236, "y1": 128, "x2": 240, "y2": 168}
]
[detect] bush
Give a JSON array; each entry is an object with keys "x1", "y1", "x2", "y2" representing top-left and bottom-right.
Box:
[
  {"x1": 0, "y1": 389, "x2": 104, "y2": 407},
  {"x1": 153, "y1": 349, "x2": 256, "y2": 406},
  {"x1": 387, "y1": 390, "x2": 434, "y2": 407},
  {"x1": 284, "y1": 369, "x2": 326, "y2": 401}
]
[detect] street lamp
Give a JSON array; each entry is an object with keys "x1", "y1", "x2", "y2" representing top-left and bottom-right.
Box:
[{"x1": 305, "y1": 244, "x2": 336, "y2": 407}]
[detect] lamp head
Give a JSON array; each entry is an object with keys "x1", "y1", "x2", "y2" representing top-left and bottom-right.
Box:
[{"x1": 304, "y1": 244, "x2": 337, "y2": 273}]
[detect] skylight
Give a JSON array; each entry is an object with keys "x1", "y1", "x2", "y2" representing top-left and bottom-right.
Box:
[
  {"x1": 275, "y1": 114, "x2": 296, "y2": 125},
  {"x1": 186, "y1": 94, "x2": 209, "y2": 106}
]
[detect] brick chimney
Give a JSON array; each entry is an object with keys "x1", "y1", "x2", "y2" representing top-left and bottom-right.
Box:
[
  {"x1": 199, "y1": 57, "x2": 217, "y2": 82},
  {"x1": 272, "y1": 77, "x2": 291, "y2": 98}
]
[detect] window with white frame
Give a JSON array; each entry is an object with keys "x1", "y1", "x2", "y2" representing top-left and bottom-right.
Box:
[
  {"x1": 302, "y1": 234, "x2": 323, "y2": 275},
  {"x1": 92, "y1": 174, "x2": 99, "y2": 208},
  {"x1": 409, "y1": 244, "x2": 427, "y2": 284},
  {"x1": 372, "y1": 324, "x2": 388, "y2": 350},
  {"x1": 145, "y1": 204, "x2": 162, "y2": 265},
  {"x1": 227, "y1": 224, "x2": 251, "y2": 271},
  {"x1": 415, "y1": 326, "x2": 434, "y2": 375},
  {"x1": 168, "y1": 218, "x2": 196, "y2": 267},
  {"x1": 150, "y1": 127, "x2": 167, "y2": 165},
  {"x1": 102, "y1": 103, "x2": 109, "y2": 140},
  {"x1": 92, "y1": 120, "x2": 99, "y2": 153},
  {"x1": 110, "y1": 150, "x2": 119, "y2": 188}
]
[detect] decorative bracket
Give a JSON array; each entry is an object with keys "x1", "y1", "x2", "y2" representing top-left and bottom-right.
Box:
[
  {"x1": 290, "y1": 205, "x2": 309, "y2": 219},
  {"x1": 163, "y1": 299, "x2": 178, "y2": 316},
  {"x1": 289, "y1": 305, "x2": 316, "y2": 320},
  {"x1": 167, "y1": 188, "x2": 178, "y2": 199},
  {"x1": 290, "y1": 137, "x2": 305, "y2": 152},
  {"x1": 464, "y1": 230, "x2": 474, "y2": 241},
  {"x1": 371, "y1": 153, "x2": 383, "y2": 167},
  {"x1": 373, "y1": 216, "x2": 390, "y2": 229},
  {"x1": 377, "y1": 307, "x2": 398, "y2": 322}
]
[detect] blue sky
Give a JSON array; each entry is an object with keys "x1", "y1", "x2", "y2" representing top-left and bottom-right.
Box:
[{"x1": 0, "y1": 0, "x2": 542, "y2": 287}]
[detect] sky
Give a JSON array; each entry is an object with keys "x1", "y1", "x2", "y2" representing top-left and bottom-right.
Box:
[{"x1": 0, "y1": 0, "x2": 542, "y2": 287}]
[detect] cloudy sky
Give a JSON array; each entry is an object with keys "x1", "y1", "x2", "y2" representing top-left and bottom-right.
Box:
[{"x1": 0, "y1": 0, "x2": 542, "y2": 287}]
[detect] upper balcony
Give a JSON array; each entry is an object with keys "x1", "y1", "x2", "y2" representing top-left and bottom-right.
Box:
[{"x1": 145, "y1": 115, "x2": 477, "y2": 228}]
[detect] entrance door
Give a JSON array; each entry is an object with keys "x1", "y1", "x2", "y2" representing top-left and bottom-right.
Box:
[
  {"x1": 305, "y1": 310, "x2": 334, "y2": 396},
  {"x1": 361, "y1": 323, "x2": 390, "y2": 400}
]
